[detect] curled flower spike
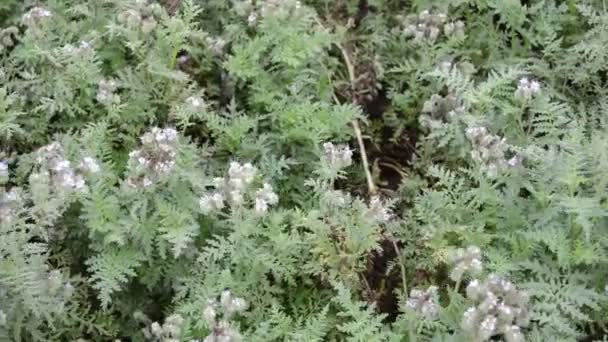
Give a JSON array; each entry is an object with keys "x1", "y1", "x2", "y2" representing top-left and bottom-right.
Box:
[
  {"x1": 34, "y1": 142, "x2": 95, "y2": 193},
  {"x1": 254, "y1": 183, "x2": 279, "y2": 214},
  {"x1": 401, "y1": 10, "x2": 464, "y2": 44},
  {"x1": 127, "y1": 128, "x2": 179, "y2": 188},
  {"x1": 405, "y1": 285, "x2": 440, "y2": 319},
  {"x1": 466, "y1": 126, "x2": 520, "y2": 177},
  {"x1": 322, "y1": 142, "x2": 353, "y2": 169},
  {"x1": 515, "y1": 77, "x2": 541, "y2": 99},
  {"x1": 462, "y1": 274, "x2": 529, "y2": 341},
  {"x1": 367, "y1": 196, "x2": 393, "y2": 223},
  {"x1": 143, "y1": 313, "x2": 185, "y2": 342},
  {"x1": 203, "y1": 290, "x2": 247, "y2": 342},
  {"x1": 448, "y1": 245, "x2": 483, "y2": 281},
  {"x1": 22, "y1": 7, "x2": 52, "y2": 27},
  {"x1": 96, "y1": 79, "x2": 120, "y2": 105}
]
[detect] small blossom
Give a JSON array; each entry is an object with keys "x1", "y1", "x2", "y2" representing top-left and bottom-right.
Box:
[
  {"x1": 126, "y1": 128, "x2": 179, "y2": 187},
  {"x1": 466, "y1": 126, "x2": 516, "y2": 177},
  {"x1": 79, "y1": 157, "x2": 100, "y2": 174},
  {"x1": 22, "y1": 7, "x2": 52, "y2": 26},
  {"x1": 254, "y1": 183, "x2": 278, "y2": 213},
  {"x1": 462, "y1": 275, "x2": 529, "y2": 341},
  {"x1": 367, "y1": 196, "x2": 393, "y2": 223},
  {"x1": 322, "y1": 142, "x2": 353, "y2": 169},
  {"x1": 206, "y1": 36, "x2": 227, "y2": 55},
  {"x1": 405, "y1": 286, "x2": 440, "y2": 319},
  {"x1": 204, "y1": 290, "x2": 247, "y2": 342},
  {"x1": 96, "y1": 79, "x2": 119, "y2": 105},
  {"x1": 199, "y1": 192, "x2": 225, "y2": 214},
  {"x1": 515, "y1": 77, "x2": 541, "y2": 99},
  {"x1": 448, "y1": 245, "x2": 483, "y2": 281},
  {"x1": 186, "y1": 96, "x2": 205, "y2": 109}
]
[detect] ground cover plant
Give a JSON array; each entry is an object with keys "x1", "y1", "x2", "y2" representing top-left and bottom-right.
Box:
[{"x1": 1, "y1": 0, "x2": 608, "y2": 341}]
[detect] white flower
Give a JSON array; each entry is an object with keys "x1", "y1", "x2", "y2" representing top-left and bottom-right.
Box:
[
  {"x1": 323, "y1": 142, "x2": 353, "y2": 169},
  {"x1": 186, "y1": 96, "x2": 205, "y2": 109},
  {"x1": 247, "y1": 12, "x2": 258, "y2": 26},
  {"x1": 367, "y1": 196, "x2": 392, "y2": 222},
  {"x1": 80, "y1": 157, "x2": 100, "y2": 173},
  {"x1": 516, "y1": 77, "x2": 541, "y2": 98},
  {"x1": 199, "y1": 192, "x2": 225, "y2": 214},
  {"x1": 203, "y1": 304, "x2": 216, "y2": 325},
  {"x1": 254, "y1": 183, "x2": 279, "y2": 213}
]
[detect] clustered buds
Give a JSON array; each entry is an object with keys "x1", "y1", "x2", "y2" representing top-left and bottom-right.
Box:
[
  {"x1": 186, "y1": 95, "x2": 207, "y2": 110},
  {"x1": 234, "y1": 0, "x2": 303, "y2": 26},
  {"x1": 203, "y1": 290, "x2": 247, "y2": 342},
  {"x1": 199, "y1": 162, "x2": 278, "y2": 214},
  {"x1": 254, "y1": 183, "x2": 279, "y2": 214},
  {"x1": 515, "y1": 77, "x2": 541, "y2": 99},
  {"x1": 61, "y1": 41, "x2": 94, "y2": 58},
  {"x1": 0, "y1": 187, "x2": 21, "y2": 225},
  {"x1": 401, "y1": 10, "x2": 464, "y2": 44},
  {"x1": 466, "y1": 127, "x2": 520, "y2": 177},
  {"x1": 117, "y1": 1, "x2": 162, "y2": 34},
  {"x1": 322, "y1": 142, "x2": 353, "y2": 170},
  {"x1": 420, "y1": 92, "x2": 466, "y2": 129},
  {"x1": 33, "y1": 142, "x2": 99, "y2": 193},
  {"x1": 143, "y1": 314, "x2": 185, "y2": 342},
  {"x1": 462, "y1": 275, "x2": 529, "y2": 342},
  {"x1": 96, "y1": 79, "x2": 120, "y2": 105},
  {"x1": 405, "y1": 285, "x2": 440, "y2": 319},
  {"x1": 447, "y1": 245, "x2": 483, "y2": 281},
  {"x1": 0, "y1": 27, "x2": 18, "y2": 53},
  {"x1": 205, "y1": 36, "x2": 227, "y2": 56},
  {"x1": 127, "y1": 127, "x2": 178, "y2": 188},
  {"x1": 367, "y1": 196, "x2": 393, "y2": 223},
  {"x1": 21, "y1": 7, "x2": 52, "y2": 27}
]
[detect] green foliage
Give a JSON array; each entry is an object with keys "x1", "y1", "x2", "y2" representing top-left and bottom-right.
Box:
[{"x1": 0, "y1": 0, "x2": 607, "y2": 341}]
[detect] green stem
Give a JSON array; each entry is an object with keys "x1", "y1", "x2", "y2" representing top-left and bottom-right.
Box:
[{"x1": 169, "y1": 44, "x2": 180, "y2": 69}]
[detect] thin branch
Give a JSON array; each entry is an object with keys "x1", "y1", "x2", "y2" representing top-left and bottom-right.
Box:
[{"x1": 336, "y1": 42, "x2": 377, "y2": 195}]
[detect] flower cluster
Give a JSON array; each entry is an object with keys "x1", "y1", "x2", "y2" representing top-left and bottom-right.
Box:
[
  {"x1": 234, "y1": 0, "x2": 303, "y2": 26},
  {"x1": 405, "y1": 285, "x2": 440, "y2": 319},
  {"x1": 143, "y1": 314, "x2": 185, "y2": 342},
  {"x1": 202, "y1": 290, "x2": 248, "y2": 342},
  {"x1": 117, "y1": 1, "x2": 162, "y2": 34},
  {"x1": 186, "y1": 95, "x2": 207, "y2": 110},
  {"x1": 466, "y1": 127, "x2": 520, "y2": 177},
  {"x1": 0, "y1": 187, "x2": 21, "y2": 225},
  {"x1": 21, "y1": 7, "x2": 52, "y2": 27},
  {"x1": 401, "y1": 10, "x2": 464, "y2": 44},
  {"x1": 367, "y1": 196, "x2": 393, "y2": 223},
  {"x1": 322, "y1": 142, "x2": 353, "y2": 170},
  {"x1": 205, "y1": 36, "x2": 227, "y2": 56},
  {"x1": 127, "y1": 128, "x2": 179, "y2": 188},
  {"x1": 447, "y1": 245, "x2": 483, "y2": 281},
  {"x1": 254, "y1": 183, "x2": 279, "y2": 214},
  {"x1": 515, "y1": 77, "x2": 541, "y2": 99},
  {"x1": 462, "y1": 275, "x2": 529, "y2": 342},
  {"x1": 96, "y1": 79, "x2": 120, "y2": 105},
  {"x1": 33, "y1": 142, "x2": 99, "y2": 193},
  {"x1": 199, "y1": 162, "x2": 278, "y2": 214},
  {"x1": 61, "y1": 41, "x2": 94, "y2": 58},
  {"x1": 420, "y1": 92, "x2": 466, "y2": 129},
  {"x1": 0, "y1": 27, "x2": 18, "y2": 53}
]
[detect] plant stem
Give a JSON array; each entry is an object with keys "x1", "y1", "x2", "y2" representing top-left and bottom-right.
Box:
[{"x1": 336, "y1": 41, "x2": 377, "y2": 195}]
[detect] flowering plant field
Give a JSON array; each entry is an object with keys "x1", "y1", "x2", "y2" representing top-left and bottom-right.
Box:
[{"x1": 1, "y1": 0, "x2": 607, "y2": 341}]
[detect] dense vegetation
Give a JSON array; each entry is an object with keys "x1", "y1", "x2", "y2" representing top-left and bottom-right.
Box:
[{"x1": 1, "y1": 0, "x2": 608, "y2": 341}]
